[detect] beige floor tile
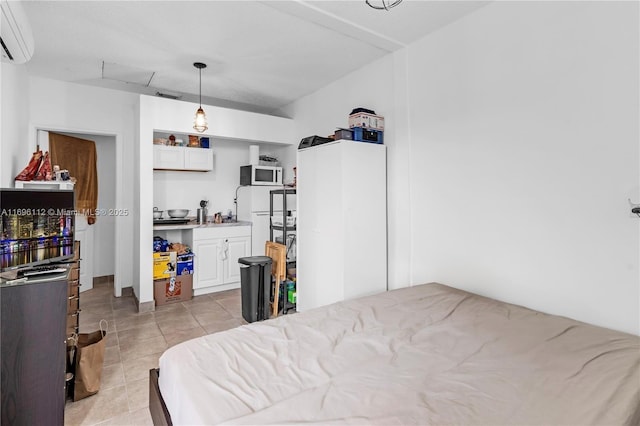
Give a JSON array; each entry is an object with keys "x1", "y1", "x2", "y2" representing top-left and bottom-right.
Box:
[
  {"x1": 192, "y1": 307, "x2": 234, "y2": 326},
  {"x1": 80, "y1": 293, "x2": 113, "y2": 306},
  {"x1": 64, "y1": 385, "x2": 128, "y2": 426},
  {"x1": 111, "y1": 296, "x2": 137, "y2": 311},
  {"x1": 114, "y1": 312, "x2": 156, "y2": 333},
  {"x1": 122, "y1": 352, "x2": 162, "y2": 383},
  {"x1": 180, "y1": 294, "x2": 214, "y2": 309},
  {"x1": 120, "y1": 335, "x2": 168, "y2": 362},
  {"x1": 126, "y1": 377, "x2": 149, "y2": 412},
  {"x1": 209, "y1": 288, "x2": 241, "y2": 300},
  {"x1": 187, "y1": 299, "x2": 232, "y2": 315},
  {"x1": 201, "y1": 318, "x2": 246, "y2": 334},
  {"x1": 163, "y1": 326, "x2": 206, "y2": 348},
  {"x1": 103, "y1": 345, "x2": 121, "y2": 367},
  {"x1": 78, "y1": 318, "x2": 115, "y2": 335},
  {"x1": 216, "y1": 297, "x2": 243, "y2": 318},
  {"x1": 152, "y1": 303, "x2": 189, "y2": 321},
  {"x1": 92, "y1": 411, "x2": 132, "y2": 426},
  {"x1": 101, "y1": 332, "x2": 118, "y2": 349},
  {"x1": 129, "y1": 408, "x2": 154, "y2": 426},
  {"x1": 81, "y1": 297, "x2": 114, "y2": 309},
  {"x1": 117, "y1": 322, "x2": 162, "y2": 347},
  {"x1": 156, "y1": 313, "x2": 201, "y2": 335},
  {"x1": 65, "y1": 282, "x2": 247, "y2": 425},
  {"x1": 100, "y1": 363, "x2": 125, "y2": 391}
]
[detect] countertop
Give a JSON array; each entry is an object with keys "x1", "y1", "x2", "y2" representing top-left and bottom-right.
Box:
[{"x1": 153, "y1": 219, "x2": 252, "y2": 231}]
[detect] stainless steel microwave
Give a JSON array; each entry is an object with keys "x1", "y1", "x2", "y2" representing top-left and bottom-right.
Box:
[{"x1": 240, "y1": 165, "x2": 282, "y2": 186}]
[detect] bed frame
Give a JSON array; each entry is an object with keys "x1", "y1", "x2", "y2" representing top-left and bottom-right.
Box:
[{"x1": 149, "y1": 368, "x2": 172, "y2": 425}]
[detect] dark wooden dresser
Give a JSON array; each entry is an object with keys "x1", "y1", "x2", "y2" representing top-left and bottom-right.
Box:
[
  {"x1": 1, "y1": 276, "x2": 68, "y2": 425},
  {"x1": 66, "y1": 241, "x2": 81, "y2": 339}
]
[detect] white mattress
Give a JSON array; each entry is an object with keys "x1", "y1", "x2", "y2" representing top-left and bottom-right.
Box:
[{"x1": 158, "y1": 283, "x2": 640, "y2": 425}]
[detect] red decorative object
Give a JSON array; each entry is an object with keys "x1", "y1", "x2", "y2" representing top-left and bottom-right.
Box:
[
  {"x1": 34, "y1": 151, "x2": 53, "y2": 181},
  {"x1": 15, "y1": 150, "x2": 43, "y2": 181}
]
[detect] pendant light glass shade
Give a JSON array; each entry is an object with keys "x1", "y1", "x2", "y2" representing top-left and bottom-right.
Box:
[
  {"x1": 194, "y1": 107, "x2": 207, "y2": 133},
  {"x1": 193, "y1": 62, "x2": 208, "y2": 133}
]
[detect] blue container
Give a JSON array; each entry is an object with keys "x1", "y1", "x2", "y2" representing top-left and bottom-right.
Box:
[
  {"x1": 352, "y1": 127, "x2": 383, "y2": 144},
  {"x1": 176, "y1": 253, "x2": 194, "y2": 275},
  {"x1": 153, "y1": 237, "x2": 169, "y2": 252},
  {"x1": 200, "y1": 137, "x2": 210, "y2": 148}
]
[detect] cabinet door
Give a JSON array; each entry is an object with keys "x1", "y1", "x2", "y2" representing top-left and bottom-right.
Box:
[
  {"x1": 223, "y1": 236, "x2": 250, "y2": 284},
  {"x1": 192, "y1": 238, "x2": 224, "y2": 288},
  {"x1": 184, "y1": 147, "x2": 213, "y2": 171},
  {"x1": 153, "y1": 145, "x2": 185, "y2": 170},
  {"x1": 251, "y1": 212, "x2": 270, "y2": 256}
]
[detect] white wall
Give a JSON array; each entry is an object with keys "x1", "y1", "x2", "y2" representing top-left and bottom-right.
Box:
[
  {"x1": 280, "y1": 52, "x2": 413, "y2": 292},
  {"x1": 1, "y1": 74, "x2": 137, "y2": 293},
  {"x1": 408, "y1": 1, "x2": 638, "y2": 335},
  {"x1": 1, "y1": 63, "x2": 31, "y2": 186},
  {"x1": 283, "y1": 1, "x2": 639, "y2": 335}
]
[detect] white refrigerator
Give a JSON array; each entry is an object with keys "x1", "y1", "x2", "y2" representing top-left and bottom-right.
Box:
[
  {"x1": 296, "y1": 139, "x2": 387, "y2": 312},
  {"x1": 236, "y1": 185, "x2": 296, "y2": 256}
]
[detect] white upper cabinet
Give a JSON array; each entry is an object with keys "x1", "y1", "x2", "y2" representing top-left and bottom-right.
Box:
[
  {"x1": 153, "y1": 145, "x2": 213, "y2": 171},
  {"x1": 184, "y1": 147, "x2": 213, "y2": 171}
]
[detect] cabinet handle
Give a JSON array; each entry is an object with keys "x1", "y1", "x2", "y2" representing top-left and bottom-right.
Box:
[
  {"x1": 68, "y1": 296, "x2": 79, "y2": 301},
  {"x1": 221, "y1": 240, "x2": 229, "y2": 261}
]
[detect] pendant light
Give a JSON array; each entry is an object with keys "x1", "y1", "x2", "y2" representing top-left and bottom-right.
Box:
[
  {"x1": 193, "y1": 62, "x2": 208, "y2": 133},
  {"x1": 365, "y1": 0, "x2": 402, "y2": 11}
]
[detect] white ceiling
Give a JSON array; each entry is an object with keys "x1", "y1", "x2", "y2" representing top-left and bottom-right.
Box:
[{"x1": 19, "y1": 0, "x2": 488, "y2": 114}]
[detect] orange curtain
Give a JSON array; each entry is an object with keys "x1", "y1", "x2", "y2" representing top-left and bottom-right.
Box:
[{"x1": 49, "y1": 132, "x2": 98, "y2": 224}]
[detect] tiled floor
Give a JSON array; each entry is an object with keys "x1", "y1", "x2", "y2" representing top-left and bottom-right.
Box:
[{"x1": 64, "y1": 277, "x2": 245, "y2": 426}]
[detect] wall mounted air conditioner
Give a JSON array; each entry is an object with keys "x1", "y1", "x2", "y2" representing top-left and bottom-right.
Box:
[{"x1": 0, "y1": 0, "x2": 34, "y2": 64}]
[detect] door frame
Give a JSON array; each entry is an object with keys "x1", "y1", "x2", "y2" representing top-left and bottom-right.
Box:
[{"x1": 30, "y1": 124, "x2": 125, "y2": 297}]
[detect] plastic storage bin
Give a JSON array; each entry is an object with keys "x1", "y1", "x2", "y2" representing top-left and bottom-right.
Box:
[{"x1": 238, "y1": 256, "x2": 272, "y2": 322}]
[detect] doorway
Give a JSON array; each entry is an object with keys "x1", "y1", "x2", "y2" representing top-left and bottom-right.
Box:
[{"x1": 37, "y1": 129, "x2": 121, "y2": 295}]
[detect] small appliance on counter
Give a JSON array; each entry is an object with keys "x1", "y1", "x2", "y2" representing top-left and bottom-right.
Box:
[
  {"x1": 197, "y1": 200, "x2": 208, "y2": 224},
  {"x1": 240, "y1": 165, "x2": 282, "y2": 186}
]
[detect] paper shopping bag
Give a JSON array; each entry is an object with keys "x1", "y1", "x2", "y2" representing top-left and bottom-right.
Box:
[{"x1": 73, "y1": 321, "x2": 107, "y2": 401}]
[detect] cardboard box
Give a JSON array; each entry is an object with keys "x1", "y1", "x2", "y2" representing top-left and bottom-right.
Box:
[
  {"x1": 153, "y1": 251, "x2": 177, "y2": 280},
  {"x1": 154, "y1": 275, "x2": 193, "y2": 306},
  {"x1": 176, "y1": 253, "x2": 194, "y2": 275},
  {"x1": 348, "y1": 112, "x2": 385, "y2": 131}
]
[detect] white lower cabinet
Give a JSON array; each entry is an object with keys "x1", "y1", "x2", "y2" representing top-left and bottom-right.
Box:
[{"x1": 191, "y1": 226, "x2": 251, "y2": 295}]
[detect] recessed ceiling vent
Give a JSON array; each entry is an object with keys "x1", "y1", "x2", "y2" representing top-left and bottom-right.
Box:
[
  {"x1": 101, "y1": 61, "x2": 155, "y2": 86},
  {"x1": 155, "y1": 91, "x2": 182, "y2": 100}
]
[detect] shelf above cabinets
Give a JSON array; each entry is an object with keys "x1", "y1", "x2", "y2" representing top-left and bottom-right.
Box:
[{"x1": 153, "y1": 145, "x2": 213, "y2": 171}]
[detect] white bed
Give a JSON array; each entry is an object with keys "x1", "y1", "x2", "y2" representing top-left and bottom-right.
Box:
[{"x1": 155, "y1": 283, "x2": 640, "y2": 425}]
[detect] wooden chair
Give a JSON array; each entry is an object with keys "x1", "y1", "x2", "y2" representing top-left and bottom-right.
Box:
[{"x1": 265, "y1": 241, "x2": 286, "y2": 317}]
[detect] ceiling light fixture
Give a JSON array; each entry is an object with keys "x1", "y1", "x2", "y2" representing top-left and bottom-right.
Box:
[
  {"x1": 193, "y1": 62, "x2": 208, "y2": 133},
  {"x1": 365, "y1": 0, "x2": 402, "y2": 11}
]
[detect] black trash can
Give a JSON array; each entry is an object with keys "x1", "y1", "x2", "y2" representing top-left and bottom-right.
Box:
[{"x1": 238, "y1": 256, "x2": 272, "y2": 322}]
